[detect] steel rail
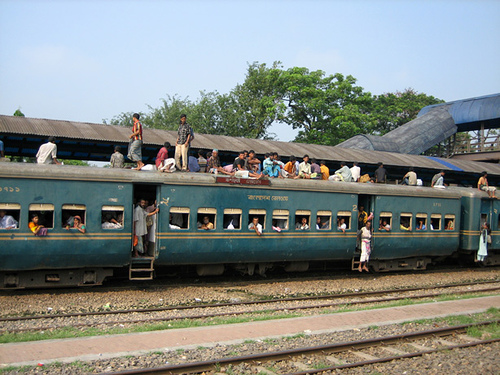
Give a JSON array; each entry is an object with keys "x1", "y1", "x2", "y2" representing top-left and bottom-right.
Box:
[
  {"x1": 103, "y1": 320, "x2": 500, "y2": 375},
  {"x1": 2, "y1": 285, "x2": 499, "y2": 334},
  {"x1": 1, "y1": 279, "x2": 497, "y2": 322}
]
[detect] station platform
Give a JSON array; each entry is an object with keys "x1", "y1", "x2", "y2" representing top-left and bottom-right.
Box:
[{"x1": 1, "y1": 295, "x2": 499, "y2": 367}]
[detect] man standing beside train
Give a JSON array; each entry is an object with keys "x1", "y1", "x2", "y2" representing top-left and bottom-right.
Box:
[
  {"x1": 128, "y1": 113, "x2": 144, "y2": 170},
  {"x1": 175, "y1": 114, "x2": 192, "y2": 172},
  {"x1": 133, "y1": 199, "x2": 159, "y2": 257}
]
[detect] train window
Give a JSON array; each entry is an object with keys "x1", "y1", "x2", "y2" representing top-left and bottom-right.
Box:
[
  {"x1": 416, "y1": 213, "x2": 427, "y2": 231},
  {"x1": 295, "y1": 210, "x2": 311, "y2": 230},
  {"x1": 336, "y1": 211, "x2": 351, "y2": 231},
  {"x1": 101, "y1": 205, "x2": 124, "y2": 229},
  {"x1": 169, "y1": 207, "x2": 189, "y2": 229},
  {"x1": 223, "y1": 208, "x2": 241, "y2": 230},
  {"x1": 29, "y1": 203, "x2": 54, "y2": 229},
  {"x1": 379, "y1": 212, "x2": 392, "y2": 231},
  {"x1": 62, "y1": 204, "x2": 86, "y2": 228},
  {"x1": 197, "y1": 208, "x2": 216, "y2": 230},
  {"x1": 430, "y1": 214, "x2": 441, "y2": 231},
  {"x1": 316, "y1": 210, "x2": 331, "y2": 230},
  {"x1": 444, "y1": 215, "x2": 455, "y2": 231},
  {"x1": 272, "y1": 209, "x2": 289, "y2": 231},
  {"x1": 400, "y1": 213, "x2": 412, "y2": 231},
  {"x1": 248, "y1": 209, "x2": 266, "y2": 230},
  {"x1": 0, "y1": 203, "x2": 21, "y2": 229}
]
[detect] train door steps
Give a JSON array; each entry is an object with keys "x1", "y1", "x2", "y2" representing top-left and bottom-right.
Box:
[
  {"x1": 129, "y1": 257, "x2": 154, "y2": 280},
  {"x1": 351, "y1": 253, "x2": 361, "y2": 271}
]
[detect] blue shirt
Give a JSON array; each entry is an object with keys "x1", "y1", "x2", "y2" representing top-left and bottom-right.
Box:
[{"x1": 188, "y1": 156, "x2": 200, "y2": 172}]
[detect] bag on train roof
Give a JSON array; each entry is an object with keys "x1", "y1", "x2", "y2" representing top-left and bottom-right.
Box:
[{"x1": 359, "y1": 174, "x2": 370, "y2": 183}]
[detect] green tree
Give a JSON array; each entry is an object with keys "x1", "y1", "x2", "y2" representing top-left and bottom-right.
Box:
[
  {"x1": 372, "y1": 88, "x2": 444, "y2": 135},
  {"x1": 13, "y1": 108, "x2": 25, "y2": 117}
]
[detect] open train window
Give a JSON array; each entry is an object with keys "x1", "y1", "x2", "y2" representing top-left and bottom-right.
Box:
[
  {"x1": 0, "y1": 203, "x2": 20, "y2": 229},
  {"x1": 169, "y1": 207, "x2": 189, "y2": 229},
  {"x1": 197, "y1": 208, "x2": 216, "y2": 230},
  {"x1": 400, "y1": 213, "x2": 412, "y2": 231},
  {"x1": 430, "y1": 214, "x2": 441, "y2": 231},
  {"x1": 444, "y1": 214, "x2": 455, "y2": 231},
  {"x1": 248, "y1": 209, "x2": 266, "y2": 230},
  {"x1": 295, "y1": 210, "x2": 311, "y2": 230},
  {"x1": 416, "y1": 213, "x2": 427, "y2": 231},
  {"x1": 29, "y1": 203, "x2": 54, "y2": 229},
  {"x1": 62, "y1": 204, "x2": 86, "y2": 228},
  {"x1": 102, "y1": 205, "x2": 124, "y2": 229},
  {"x1": 379, "y1": 212, "x2": 392, "y2": 231},
  {"x1": 272, "y1": 209, "x2": 289, "y2": 231},
  {"x1": 336, "y1": 210, "x2": 351, "y2": 231},
  {"x1": 224, "y1": 208, "x2": 241, "y2": 230},
  {"x1": 316, "y1": 210, "x2": 331, "y2": 230}
]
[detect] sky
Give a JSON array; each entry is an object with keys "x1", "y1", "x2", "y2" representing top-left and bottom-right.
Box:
[{"x1": 1, "y1": 0, "x2": 499, "y2": 142}]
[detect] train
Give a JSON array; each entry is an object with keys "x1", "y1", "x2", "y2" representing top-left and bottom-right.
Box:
[{"x1": 0, "y1": 162, "x2": 498, "y2": 289}]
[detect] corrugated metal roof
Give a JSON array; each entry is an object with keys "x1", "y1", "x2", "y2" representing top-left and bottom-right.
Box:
[{"x1": 2, "y1": 115, "x2": 500, "y2": 176}]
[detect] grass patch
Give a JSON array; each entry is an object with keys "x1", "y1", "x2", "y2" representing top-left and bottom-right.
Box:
[{"x1": 2, "y1": 295, "x2": 497, "y2": 344}]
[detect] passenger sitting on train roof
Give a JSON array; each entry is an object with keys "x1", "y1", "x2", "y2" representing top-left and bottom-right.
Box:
[
  {"x1": 29, "y1": 214, "x2": 48, "y2": 236},
  {"x1": 188, "y1": 152, "x2": 200, "y2": 172},
  {"x1": 402, "y1": 167, "x2": 417, "y2": 186},
  {"x1": 273, "y1": 153, "x2": 286, "y2": 178},
  {"x1": 234, "y1": 151, "x2": 263, "y2": 179},
  {"x1": 320, "y1": 161, "x2": 330, "y2": 180},
  {"x1": 298, "y1": 155, "x2": 312, "y2": 179},
  {"x1": 478, "y1": 171, "x2": 497, "y2": 198},
  {"x1": 200, "y1": 216, "x2": 214, "y2": 230},
  {"x1": 431, "y1": 170, "x2": 446, "y2": 188},
  {"x1": 36, "y1": 136, "x2": 61, "y2": 165},
  {"x1": 296, "y1": 217, "x2": 309, "y2": 230},
  {"x1": 197, "y1": 150, "x2": 207, "y2": 171},
  {"x1": 206, "y1": 149, "x2": 233, "y2": 175},
  {"x1": 350, "y1": 162, "x2": 361, "y2": 182},
  {"x1": 379, "y1": 220, "x2": 391, "y2": 231},
  {"x1": 310, "y1": 158, "x2": 321, "y2": 179},
  {"x1": 0, "y1": 210, "x2": 18, "y2": 229},
  {"x1": 262, "y1": 152, "x2": 280, "y2": 178},
  {"x1": 332, "y1": 162, "x2": 353, "y2": 182},
  {"x1": 337, "y1": 218, "x2": 347, "y2": 233},
  {"x1": 416, "y1": 220, "x2": 426, "y2": 230},
  {"x1": 110, "y1": 146, "x2": 125, "y2": 168},
  {"x1": 284, "y1": 156, "x2": 297, "y2": 178},
  {"x1": 155, "y1": 142, "x2": 170, "y2": 171},
  {"x1": 248, "y1": 217, "x2": 262, "y2": 236},
  {"x1": 66, "y1": 215, "x2": 86, "y2": 233},
  {"x1": 247, "y1": 150, "x2": 261, "y2": 173}
]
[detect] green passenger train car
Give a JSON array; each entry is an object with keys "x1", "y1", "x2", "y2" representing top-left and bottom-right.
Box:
[{"x1": 0, "y1": 163, "x2": 497, "y2": 289}]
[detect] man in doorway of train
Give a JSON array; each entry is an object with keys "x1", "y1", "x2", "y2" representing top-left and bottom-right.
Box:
[
  {"x1": 401, "y1": 167, "x2": 417, "y2": 186},
  {"x1": 0, "y1": 210, "x2": 18, "y2": 229},
  {"x1": 431, "y1": 170, "x2": 445, "y2": 188},
  {"x1": 298, "y1": 155, "x2": 312, "y2": 179},
  {"x1": 36, "y1": 136, "x2": 62, "y2": 164},
  {"x1": 174, "y1": 114, "x2": 192, "y2": 172},
  {"x1": 477, "y1": 171, "x2": 497, "y2": 198},
  {"x1": 248, "y1": 217, "x2": 262, "y2": 236},
  {"x1": 350, "y1": 162, "x2": 361, "y2": 182},
  {"x1": 110, "y1": 146, "x2": 125, "y2": 168},
  {"x1": 358, "y1": 221, "x2": 372, "y2": 272},
  {"x1": 133, "y1": 199, "x2": 159, "y2": 257},
  {"x1": 358, "y1": 205, "x2": 368, "y2": 230},
  {"x1": 374, "y1": 162, "x2": 386, "y2": 183},
  {"x1": 128, "y1": 113, "x2": 144, "y2": 170}
]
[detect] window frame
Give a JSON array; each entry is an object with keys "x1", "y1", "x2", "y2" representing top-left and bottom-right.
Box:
[
  {"x1": 169, "y1": 206, "x2": 190, "y2": 229},
  {"x1": 29, "y1": 203, "x2": 55, "y2": 229},
  {"x1": 316, "y1": 210, "x2": 331, "y2": 230},
  {"x1": 197, "y1": 207, "x2": 217, "y2": 230},
  {"x1": 379, "y1": 211, "x2": 392, "y2": 231},
  {"x1": 400, "y1": 212, "x2": 412, "y2": 231},
  {"x1": 248, "y1": 209, "x2": 266, "y2": 231},
  {"x1": 101, "y1": 205, "x2": 125, "y2": 230},
  {"x1": 416, "y1": 213, "x2": 427, "y2": 231},
  {"x1": 430, "y1": 213, "x2": 442, "y2": 231},
  {"x1": 336, "y1": 210, "x2": 351, "y2": 231},
  {"x1": 272, "y1": 209, "x2": 289, "y2": 231},
  {"x1": 223, "y1": 208, "x2": 242, "y2": 230},
  {"x1": 0, "y1": 203, "x2": 21, "y2": 230},
  {"x1": 295, "y1": 209, "x2": 311, "y2": 231}
]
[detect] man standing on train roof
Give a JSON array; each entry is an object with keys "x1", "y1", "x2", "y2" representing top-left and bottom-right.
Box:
[
  {"x1": 175, "y1": 114, "x2": 192, "y2": 172},
  {"x1": 478, "y1": 171, "x2": 497, "y2": 198},
  {"x1": 350, "y1": 162, "x2": 361, "y2": 182},
  {"x1": 36, "y1": 136, "x2": 61, "y2": 164},
  {"x1": 133, "y1": 199, "x2": 159, "y2": 257},
  {"x1": 128, "y1": 113, "x2": 144, "y2": 170},
  {"x1": 431, "y1": 170, "x2": 445, "y2": 188},
  {"x1": 374, "y1": 162, "x2": 386, "y2": 183}
]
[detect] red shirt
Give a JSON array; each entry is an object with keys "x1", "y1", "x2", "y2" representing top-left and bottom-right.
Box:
[
  {"x1": 155, "y1": 147, "x2": 169, "y2": 168},
  {"x1": 132, "y1": 119, "x2": 143, "y2": 141}
]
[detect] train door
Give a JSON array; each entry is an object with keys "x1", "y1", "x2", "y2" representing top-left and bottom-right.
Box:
[
  {"x1": 352, "y1": 194, "x2": 376, "y2": 270},
  {"x1": 480, "y1": 199, "x2": 493, "y2": 229},
  {"x1": 129, "y1": 184, "x2": 161, "y2": 280}
]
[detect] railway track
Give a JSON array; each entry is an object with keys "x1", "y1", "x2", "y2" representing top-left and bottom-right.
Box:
[
  {"x1": 2, "y1": 280, "x2": 499, "y2": 334},
  {"x1": 104, "y1": 320, "x2": 499, "y2": 375}
]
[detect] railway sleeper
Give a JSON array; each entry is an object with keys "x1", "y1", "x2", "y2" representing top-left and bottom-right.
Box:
[
  {"x1": 1, "y1": 268, "x2": 113, "y2": 289},
  {"x1": 369, "y1": 257, "x2": 431, "y2": 272}
]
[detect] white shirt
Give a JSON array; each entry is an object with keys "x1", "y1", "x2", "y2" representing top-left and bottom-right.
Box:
[
  {"x1": 134, "y1": 205, "x2": 148, "y2": 236},
  {"x1": 350, "y1": 166, "x2": 361, "y2": 182},
  {"x1": 0, "y1": 215, "x2": 18, "y2": 229},
  {"x1": 248, "y1": 222, "x2": 262, "y2": 234},
  {"x1": 36, "y1": 142, "x2": 57, "y2": 164}
]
